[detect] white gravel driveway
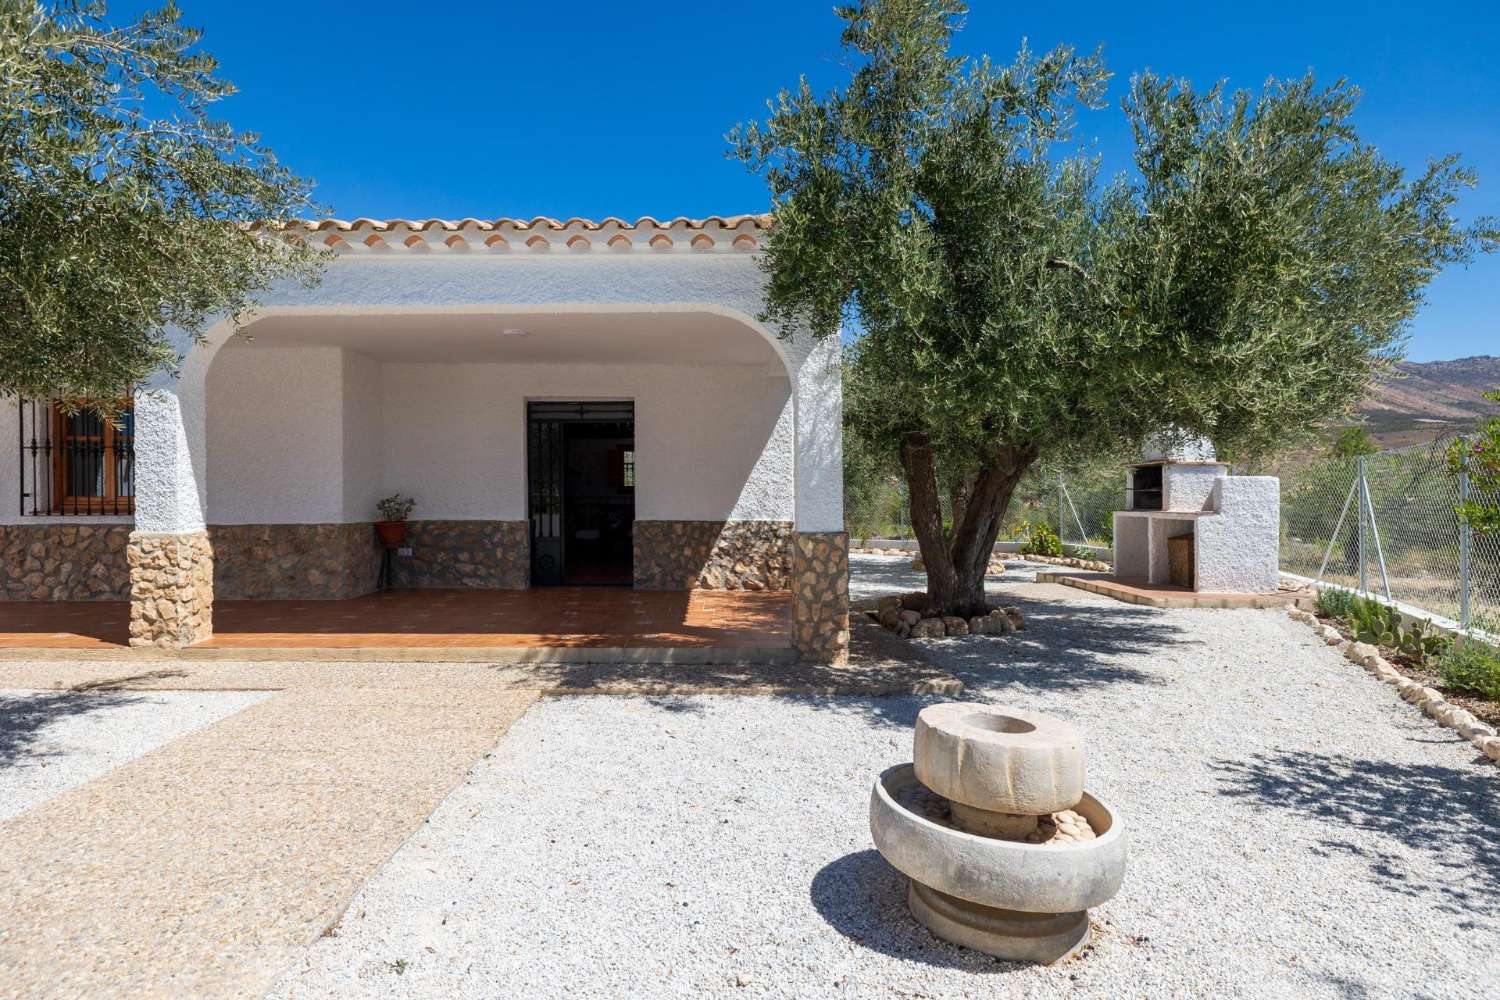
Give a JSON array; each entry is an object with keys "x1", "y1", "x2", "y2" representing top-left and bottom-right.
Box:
[{"x1": 272, "y1": 556, "x2": 1499, "y2": 999}]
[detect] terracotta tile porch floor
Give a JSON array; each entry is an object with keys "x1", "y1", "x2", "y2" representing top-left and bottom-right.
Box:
[{"x1": 0, "y1": 588, "x2": 793, "y2": 652}]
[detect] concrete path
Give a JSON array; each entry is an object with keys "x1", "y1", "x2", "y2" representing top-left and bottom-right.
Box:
[
  {"x1": 0, "y1": 684, "x2": 536, "y2": 1000},
  {"x1": 0, "y1": 689, "x2": 267, "y2": 823}
]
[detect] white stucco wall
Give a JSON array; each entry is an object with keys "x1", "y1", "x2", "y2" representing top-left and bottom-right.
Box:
[
  {"x1": 1195, "y1": 476, "x2": 1281, "y2": 593},
  {"x1": 1112, "y1": 512, "x2": 1151, "y2": 579},
  {"x1": 198, "y1": 346, "x2": 791, "y2": 525},
  {"x1": 136, "y1": 252, "x2": 843, "y2": 535},
  {"x1": 1163, "y1": 463, "x2": 1227, "y2": 513},
  {"x1": 341, "y1": 349, "x2": 385, "y2": 522},
  {"x1": 205, "y1": 346, "x2": 347, "y2": 523},
  {"x1": 380, "y1": 362, "x2": 791, "y2": 522}
]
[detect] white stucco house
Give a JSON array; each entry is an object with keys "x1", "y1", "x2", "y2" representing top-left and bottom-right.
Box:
[{"x1": 0, "y1": 215, "x2": 849, "y2": 662}]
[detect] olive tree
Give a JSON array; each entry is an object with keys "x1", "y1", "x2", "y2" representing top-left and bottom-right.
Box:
[
  {"x1": 734, "y1": 0, "x2": 1495, "y2": 616},
  {"x1": 0, "y1": 1, "x2": 322, "y2": 410},
  {"x1": 1450, "y1": 391, "x2": 1500, "y2": 534}
]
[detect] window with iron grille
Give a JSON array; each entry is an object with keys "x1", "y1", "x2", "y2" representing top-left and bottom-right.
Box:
[{"x1": 17, "y1": 400, "x2": 135, "y2": 516}]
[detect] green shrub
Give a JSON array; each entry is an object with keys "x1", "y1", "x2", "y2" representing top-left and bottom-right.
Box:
[
  {"x1": 1021, "y1": 522, "x2": 1063, "y2": 557},
  {"x1": 1314, "y1": 588, "x2": 1357, "y2": 621},
  {"x1": 1438, "y1": 640, "x2": 1500, "y2": 702}
]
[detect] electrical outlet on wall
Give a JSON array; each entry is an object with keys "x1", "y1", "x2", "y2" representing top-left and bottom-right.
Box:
[{"x1": 398, "y1": 547, "x2": 413, "y2": 557}]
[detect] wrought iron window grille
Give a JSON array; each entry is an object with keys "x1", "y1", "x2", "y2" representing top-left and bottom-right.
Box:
[{"x1": 18, "y1": 399, "x2": 136, "y2": 516}]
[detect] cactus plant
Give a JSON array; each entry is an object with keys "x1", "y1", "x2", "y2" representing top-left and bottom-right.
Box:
[{"x1": 1344, "y1": 596, "x2": 1450, "y2": 665}]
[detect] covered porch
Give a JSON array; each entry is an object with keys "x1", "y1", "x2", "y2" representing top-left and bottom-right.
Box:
[
  {"x1": 0, "y1": 217, "x2": 850, "y2": 663},
  {"x1": 0, "y1": 586, "x2": 793, "y2": 660}
]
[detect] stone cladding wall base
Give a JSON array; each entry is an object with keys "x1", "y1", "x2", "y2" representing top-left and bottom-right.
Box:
[
  {"x1": 392, "y1": 520, "x2": 529, "y2": 590},
  {"x1": 209, "y1": 523, "x2": 381, "y2": 599},
  {"x1": 633, "y1": 520, "x2": 793, "y2": 591},
  {"x1": 0, "y1": 524, "x2": 131, "y2": 600}
]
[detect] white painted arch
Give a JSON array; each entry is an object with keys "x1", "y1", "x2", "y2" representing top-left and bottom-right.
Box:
[{"x1": 135, "y1": 253, "x2": 843, "y2": 535}]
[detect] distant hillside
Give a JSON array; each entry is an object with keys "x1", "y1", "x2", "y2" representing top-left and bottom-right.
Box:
[{"x1": 1356, "y1": 355, "x2": 1500, "y2": 449}]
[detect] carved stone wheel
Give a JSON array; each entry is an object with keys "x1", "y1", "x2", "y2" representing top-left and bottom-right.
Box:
[{"x1": 913, "y1": 704, "x2": 1084, "y2": 819}]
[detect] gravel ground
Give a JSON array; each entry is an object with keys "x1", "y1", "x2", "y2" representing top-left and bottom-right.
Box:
[
  {"x1": 272, "y1": 556, "x2": 1500, "y2": 999},
  {"x1": 0, "y1": 687, "x2": 266, "y2": 822}
]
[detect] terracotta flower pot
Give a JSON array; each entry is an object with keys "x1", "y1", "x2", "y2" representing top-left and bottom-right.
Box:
[{"x1": 375, "y1": 520, "x2": 407, "y2": 548}]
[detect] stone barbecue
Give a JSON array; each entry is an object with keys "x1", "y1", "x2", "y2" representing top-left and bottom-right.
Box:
[
  {"x1": 869, "y1": 703, "x2": 1127, "y2": 964},
  {"x1": 1114, "y1": 435, "x2": 1280, "y2": 593}
]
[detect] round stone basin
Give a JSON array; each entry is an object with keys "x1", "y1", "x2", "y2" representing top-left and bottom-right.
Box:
[{"x1": 869, "y1": 764, "x2": 1127, "y2": 915}]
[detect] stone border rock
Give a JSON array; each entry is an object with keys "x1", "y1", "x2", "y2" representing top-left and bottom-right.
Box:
[
  {"x1": 850, "y1": 547, "x2": 1111, "y2": 574},
  {"x1": 874, "y1": 593, "x2": 1024, "y2": 640},
  {"x1": 993, "y1": 553, "x2": 1113, "y2": 574},
  {"x1": 1287, "y1": 608, "x2": 1500, "y2": 767}
]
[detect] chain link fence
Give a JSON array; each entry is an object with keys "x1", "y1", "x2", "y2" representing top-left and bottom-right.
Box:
[
  {"x1": 845, "y1": 435, "x2": 1499, "y2": 629},
  {"x1": 1269, "y1": 435, "x2": 1498, "y2": 629}
]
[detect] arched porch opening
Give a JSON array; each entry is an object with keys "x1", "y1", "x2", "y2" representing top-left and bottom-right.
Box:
[{"x1": 199, "y1": 306, "x2": 795, "y2": 600}]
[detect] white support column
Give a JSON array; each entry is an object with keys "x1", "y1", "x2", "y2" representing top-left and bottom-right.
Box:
[
  {"x1": 790, "y1": 331, "x2": 848, "y2": 663},
  {"x1": 792, "y1": 332, "x2": 844, "y2": 534},
  {"x1": 127, "y1": 379, "x2": 213, "y2": 647},
  {"x1": 132, "y1": 383, "x2": 206, "y2": 534}
]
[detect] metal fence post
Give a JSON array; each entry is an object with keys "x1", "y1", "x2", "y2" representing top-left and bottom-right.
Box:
[
  {"x1": 1459, "y1": 441, "x2": 1472, "y2": 629},
  {"x1": 1057, "y1": 473, "x2": 1065, "y2": 542},
  {"x1": 1357, "y1": 455, "x2": 1368, "y2": 595}
]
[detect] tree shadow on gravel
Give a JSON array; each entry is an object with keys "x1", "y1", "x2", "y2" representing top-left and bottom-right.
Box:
[
  {"x1": 773, "y1": 693, "x2": 927, "y2": 732},
  {"x1": 849, "y1": 555, "x2": 1186, "y2": 700},
  {"x1": 809, "y1": 849, "x2": 1023, "y2": 973},
  {"x1": 848, "y1": 554, "x2": 1062, "y2": 599},
  {"x1": 1211, "y1": 749, "x2": 1500, "y2": 908},
  {"x1": 926, "y1": 598, "x2": 1186, "y2": 699},
  {"x1": 847, "y1": 555, "x2": 928, "y2": 599},
  {"x1": 816, "y1": 597, "x2": 1185, "y2": 734},
  {"x1": 0, "y1": 690, "x2": 145, "y2": 770},
  {"x1": 642, "y1": 696, "x2": 711, "y2": 715}
]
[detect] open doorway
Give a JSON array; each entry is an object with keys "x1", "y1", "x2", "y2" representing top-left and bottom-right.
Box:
[{"x1": 527, "y1": 401, "x2": 635, "y2": 586}]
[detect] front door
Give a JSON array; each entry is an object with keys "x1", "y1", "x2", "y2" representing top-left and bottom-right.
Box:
[{"x1": 527, "y1": 402, "x2": 635, "y2": 586}]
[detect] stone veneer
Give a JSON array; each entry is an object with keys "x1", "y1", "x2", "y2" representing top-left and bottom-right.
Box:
[
  {"x1": 792, "y1": 531, "x2": 850, "y2": 664},
  {"x1": 209, "y1": 523, "x2": 381, "y2": 600},
  {"x1": 0, "y1": 523, "x2": 132, "y2": 600},
  {"x1": 633, "y1": 520, "x2": 793, "y2": 591},
  {"x1": 128, "y1": 531, "x2": 213, "y2": 648},
  {"x1": 392, "y1": 520, "x2": 529, "y2": 589}
]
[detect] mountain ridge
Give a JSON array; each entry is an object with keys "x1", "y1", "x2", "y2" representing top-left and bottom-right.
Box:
[{"x1": 1358, "y1": 354, "x2": 1499, "y2": 447}]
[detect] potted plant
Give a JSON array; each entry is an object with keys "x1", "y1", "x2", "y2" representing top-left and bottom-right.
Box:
[{"x1": 375, "y1": 493, "x2": 416, "y2": 548}]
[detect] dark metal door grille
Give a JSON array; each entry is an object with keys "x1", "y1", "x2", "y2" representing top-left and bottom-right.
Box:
[
  {"x1": 527, "y1": 401, "x2": 634, "y2": 586},
  {"x1": 528, "y1": 413, "x2": 565, "y2": 585}
]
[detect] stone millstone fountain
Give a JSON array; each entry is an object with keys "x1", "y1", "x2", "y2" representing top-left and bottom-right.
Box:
[{"x1": 869, "y1": 703, "x2": 1127, "y2": 964}]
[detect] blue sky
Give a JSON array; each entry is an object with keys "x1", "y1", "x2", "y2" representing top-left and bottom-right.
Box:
[{"x1": 128, "y1": 1, "x2": 1498, "y2": 362}]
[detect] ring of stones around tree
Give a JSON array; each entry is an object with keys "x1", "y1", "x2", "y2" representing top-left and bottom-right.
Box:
[
  {"x1": 1287, "y1": 607, "x2": 1500, "y2": 767},
  {"x1": 873, "y1": 592, "x2": 1025, "y2": 640}
]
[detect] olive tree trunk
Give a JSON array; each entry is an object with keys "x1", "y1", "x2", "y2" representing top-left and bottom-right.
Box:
[{"x1": 899, "y1": 432, "x2": 1037, "y2": 617}]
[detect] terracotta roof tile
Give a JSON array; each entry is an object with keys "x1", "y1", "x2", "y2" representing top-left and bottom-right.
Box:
[{"x1": 255, "y1": 214, "x2": 770, "y2": 233}]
